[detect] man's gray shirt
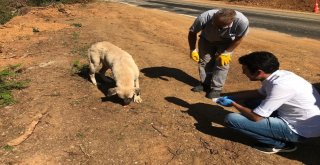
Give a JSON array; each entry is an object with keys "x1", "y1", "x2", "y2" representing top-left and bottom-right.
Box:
[{"x1": 189, "y1": 9, "x2": 249, "y2": 43}]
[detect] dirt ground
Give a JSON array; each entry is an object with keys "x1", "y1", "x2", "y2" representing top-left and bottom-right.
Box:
[{"x1": 0, "y1": 1, "x2": 320, "y2": 164}]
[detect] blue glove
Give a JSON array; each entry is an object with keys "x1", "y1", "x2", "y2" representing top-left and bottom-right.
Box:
[
  {"x1": 216, "y1": 96, "x2": 234, "y2": 107},
  {"x1": 224, "y1": 96, "x2": 235, "y2": 100}
]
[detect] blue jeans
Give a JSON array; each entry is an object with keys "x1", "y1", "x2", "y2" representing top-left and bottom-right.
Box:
[{"x1": 224, "y1": 113, "x2": 306, "y2": 148}]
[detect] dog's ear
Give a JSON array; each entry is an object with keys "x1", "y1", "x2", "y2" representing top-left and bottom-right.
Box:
[
  {"x1": 107, "y1": 87, "x2": 118, "y2": 97},
  {"x1": 134, "y1": 88, "x2": 141, "y2": 96}
]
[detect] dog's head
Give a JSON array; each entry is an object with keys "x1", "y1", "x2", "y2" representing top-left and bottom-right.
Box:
[{"x1": 107, "y1": 87, "x2": 140, "y2": 105}]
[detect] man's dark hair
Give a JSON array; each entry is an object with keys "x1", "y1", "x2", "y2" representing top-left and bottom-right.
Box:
[
  {"x1": 238, "y1": 51, "x2": 280, "y2": 74},
  {"x1": 215, "y1": 9, "x2": 236, "y2": 24}
]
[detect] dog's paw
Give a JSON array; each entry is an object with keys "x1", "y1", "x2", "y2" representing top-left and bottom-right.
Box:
[{"x1": 133, "y1": 95, "x2": 142, "y2": 103}]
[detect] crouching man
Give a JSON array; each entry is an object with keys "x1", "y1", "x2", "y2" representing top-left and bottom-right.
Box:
[{"x1": 216, "y1": 51, "x2": 320, "y2": 154}]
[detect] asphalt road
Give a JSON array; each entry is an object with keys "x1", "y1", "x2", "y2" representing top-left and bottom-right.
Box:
[{"x1": 119, "y1": 0, "x2": 320, "y2": 39}]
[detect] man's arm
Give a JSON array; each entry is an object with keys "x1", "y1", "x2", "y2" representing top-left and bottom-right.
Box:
[
  {"x1": 216, "y1": 36, "x2": 246, "y2": 66},
  {"x1": 188, "y1": 31, "x2": 197, "y2": 51},
  {"x1": 225, "y1": 36, "x2": 244, "y2": 52},
  {"x1": 217, "y1": 96, "x2": 263, "y2": 121},
  {"x1": 231, "y1": 101, "x2": 263, "y2": 121}
]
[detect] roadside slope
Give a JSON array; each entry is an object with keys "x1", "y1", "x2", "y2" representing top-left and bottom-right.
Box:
[{"x1": 0, "y1": 2, "x2": 319, "y2": 164}]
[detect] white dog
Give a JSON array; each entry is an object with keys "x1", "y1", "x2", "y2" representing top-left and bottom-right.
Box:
[{"x1": 88, "y1": 41, "x2": 142, "y2": 105}]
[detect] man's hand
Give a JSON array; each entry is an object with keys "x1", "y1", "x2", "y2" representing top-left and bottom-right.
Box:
[
  {"x1": 190, "y1": 49, "x2": 199, "y2": 62},
  {"x1": 216, "y1": 52, "x2": 232, "y2": 66},
  {"x1": 216, "y1": 96, "x2": 234, "y2": 107}
]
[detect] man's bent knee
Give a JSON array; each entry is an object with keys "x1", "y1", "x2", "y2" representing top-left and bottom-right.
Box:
[{"x1": 224, "y1": 113, "x2": 246, "y2": 128}]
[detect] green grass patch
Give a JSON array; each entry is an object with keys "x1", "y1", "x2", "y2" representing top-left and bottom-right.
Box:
[
  {"x1": 70, "y1": 43, "x2": 90, "y2": 57},
  {"x1": 71, "y1": 60, "x2": 89, "y2": 76},
  {"x1": 0, "y1": 64, "x2": 29, "y2": 108},
  {"x1": 2, "y1": 145, "x2": 14, "y2": 151},
  {"x1": 71, "y1": 31, "x2": 80, "y2": 41},
  {"x1": 71, "y1": 23, "x2": 82, "y2": 28},
  {"x1": 76, "y1": 132, "x2": 85, "y2": 139}
]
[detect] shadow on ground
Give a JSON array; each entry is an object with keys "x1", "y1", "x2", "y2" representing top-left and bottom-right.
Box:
[
  {"x1": 97, "y1": 78, "x2": 124, "y2": 105},
  {"x1": 141, "y1": 66, "x2": 199, "y2": 87},
  {"x1": 76, "y1": 68, "x2": 123, "y2": 105},
  {"x1": 165, "y1": 89, "x2": 320, "y2": 165},
  {"x1": 165, "y1": 96, "x2": 251, "y2": 146}
]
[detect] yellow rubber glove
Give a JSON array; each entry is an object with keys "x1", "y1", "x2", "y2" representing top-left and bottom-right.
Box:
[
  {"x1": 217, "y1": 52, "x2": 232, "y2": 66},
  {"x1": 190, "y1": 50, "x2": 199, "y2": 62}
]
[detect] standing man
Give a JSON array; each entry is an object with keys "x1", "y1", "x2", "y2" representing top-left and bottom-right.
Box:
[
  {"x1": 216, "y1": 51, "x2": 320, "y2": 154},
  {"x1": 188, "y1": 8, "x2": 249, "y2": 98}
]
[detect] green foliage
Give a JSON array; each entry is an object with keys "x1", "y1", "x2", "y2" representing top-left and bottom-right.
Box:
[
  {"x1": 0, "y1": 10, "x2": 14, "y2": 25},
  {"x1": 0, "y1": 64, "x2": 29, "y2": 107},
  {"x1": 76, "y1": 132, "x2": 85, "y2": 139},
  {"x1": 32, "y1": 27, "x2": 40, "y2": 33},
  {"x1": 71, "y1": 60, "x2": 89, "y2": 75},
  {"x1": 2, "y1": 145, "x2": 14, "y2": 151},
  {"x1": 0, "y1": 0, "x2": 14, "y2": 25},
  {"x1": 28, "y1": 0, "x2": 94, "y2": 6},
  {"x1": 59, "y1": 0, "x2": 94, "y2": 4},
  {"x1": 71, "y1": 31, "x2": 80, "y2": 41},
  {"x1": 0, "y1": 0, "x2": 94, "y2": 24},
  {"x1": 71, "y1": 23, "x2": 82, "y2": 28}
]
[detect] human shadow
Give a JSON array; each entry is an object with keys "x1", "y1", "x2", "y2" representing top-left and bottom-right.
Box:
[
  {"x1": 165, "y1": 95, "x2": 320, "y2": 164},
  {"x1": 140, "y1": 66, "x2": 199, "y2": 87},
  {"x1": 165, "y1": 96, "x2": 251, "y2": 146}
]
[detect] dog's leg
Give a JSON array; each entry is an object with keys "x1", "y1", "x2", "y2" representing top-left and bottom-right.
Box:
[
  {"x1": 133, "y1": 78, "x2": 142, "y2": 103},
  {"x1": 99, "y1": 64, "x2": 112, "y2": 83},
  {"x1": 89, "y1": 61, "x2": 98, "y2": 86}
]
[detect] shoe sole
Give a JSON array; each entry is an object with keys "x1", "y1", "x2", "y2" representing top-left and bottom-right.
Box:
[{"x1": 255, "y1": 146, "x2": 297, "y2": 154}]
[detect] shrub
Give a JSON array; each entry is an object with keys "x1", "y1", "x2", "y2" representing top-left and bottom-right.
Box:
[{"x1": 0, "y1": 0, "x2": 95, "y2": 24}]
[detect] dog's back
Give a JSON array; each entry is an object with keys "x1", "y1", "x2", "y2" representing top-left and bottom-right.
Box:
[
  {"x1": 88, "y1": 41, "x2": 132, "y2": 67},
  {"x1": 88, "y1": 41, "x2": 142, "y2": 104}
]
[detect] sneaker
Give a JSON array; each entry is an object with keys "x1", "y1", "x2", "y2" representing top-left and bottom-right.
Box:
[
  {"x1": 192, "y1": 83, "x2": 211, "y2": 92},
  {"x1": 191, "y1": 84, "x2": 204, "y2": 92},
  {"x1": 205, "y1": 89, "x2": 221, "y2": 99},
  {"x1": 253, "y1": 143, "x2": 297, "y2": 154}
]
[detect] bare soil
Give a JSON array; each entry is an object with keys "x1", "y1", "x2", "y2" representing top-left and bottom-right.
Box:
[{"x1": 0, "y1": 1, "x2": 320, "y2": 164}]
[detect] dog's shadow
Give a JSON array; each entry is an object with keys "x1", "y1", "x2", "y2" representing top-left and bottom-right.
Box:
[
  {"x1": 141, "y1": 66, "x2": 199, "y2": 87},
  {"x1": 74, "y1": 66, "x2": 125, "y2": 105},
  {"x1": 95, "y1": 76, "x2": 125, "y2": 105}
]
